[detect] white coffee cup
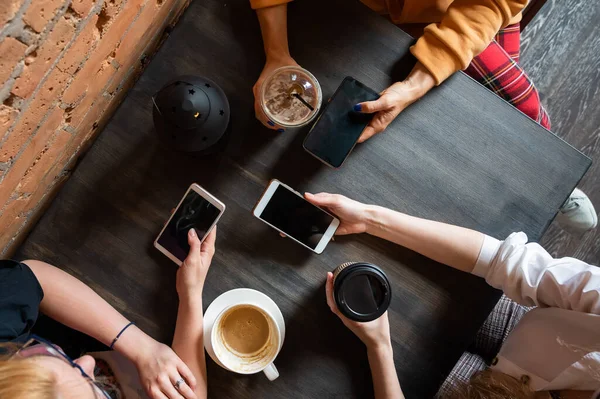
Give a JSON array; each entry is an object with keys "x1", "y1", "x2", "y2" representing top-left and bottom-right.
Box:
[{"x1": 211, "y1": 303, "x2": 282, "y2": 380}]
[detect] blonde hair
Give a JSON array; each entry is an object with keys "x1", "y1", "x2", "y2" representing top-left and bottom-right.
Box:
[
  {"x1": 0, "y1": 343, "x2": 57, "y2": 399},
  {"x1": 443, "y1": 369, "x2": 535, "y2": 399}
]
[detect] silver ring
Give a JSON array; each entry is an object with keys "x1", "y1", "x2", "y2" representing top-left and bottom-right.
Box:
[{"x1": 174, "y1": 378, "x2": 185, "y2": 390}]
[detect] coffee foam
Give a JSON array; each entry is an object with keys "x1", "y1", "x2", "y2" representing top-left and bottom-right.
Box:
[{"x1": 213, "y1": 304, "x2": 280, "y2": 374}]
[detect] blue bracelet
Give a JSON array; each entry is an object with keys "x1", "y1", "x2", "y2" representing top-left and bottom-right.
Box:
[{"x1": 109, "y1": 322, "x2": 135, "y2": 350}]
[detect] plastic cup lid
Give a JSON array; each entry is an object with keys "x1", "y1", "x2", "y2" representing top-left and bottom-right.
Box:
[
  {"x1": 260, "y1": 66, "x2": 322, "y2": 128},
  {"x1": 334, "y1": 263, "x2": 391, "y2": 322}
]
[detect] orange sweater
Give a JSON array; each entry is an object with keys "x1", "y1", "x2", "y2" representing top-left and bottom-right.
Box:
[{"x1": 250, "y1": 0, "x2": 528, "y2": 85}]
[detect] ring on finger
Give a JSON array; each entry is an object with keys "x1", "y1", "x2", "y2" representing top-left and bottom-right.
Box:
[{"x1": 174, "y1": 377, "x2": 185, "y2": 390}]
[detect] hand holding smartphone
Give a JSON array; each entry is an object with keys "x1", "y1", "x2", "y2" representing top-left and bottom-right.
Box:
[
  {"x1": 154, "y1": 183, "x2": 225, "y2": 265},
  {"x1": 253, "y1": 180, "x2": 339, "y2": 254},
  {"x1": 303, "y1": 76, "x2": 380, "y2": 168}
]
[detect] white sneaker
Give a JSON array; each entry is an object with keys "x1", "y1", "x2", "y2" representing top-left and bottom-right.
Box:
[{"x1": 556, "y1": 188, "x2": 598, "y2": 233}]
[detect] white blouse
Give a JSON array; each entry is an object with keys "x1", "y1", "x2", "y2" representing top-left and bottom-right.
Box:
[{"x1": 472, "y1": 232, "x2": 600, "y2": 394}]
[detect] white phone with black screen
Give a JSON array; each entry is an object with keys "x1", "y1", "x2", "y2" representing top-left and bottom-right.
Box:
[
  {"x1": 154, "y1": 183, "x2": 225, "y2": 266},
  {"x1": 253, "y1": 180, "x2": 340, "y2": 254}
]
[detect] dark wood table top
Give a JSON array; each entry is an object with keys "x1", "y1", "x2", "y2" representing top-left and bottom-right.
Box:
[{"x1": 17, "y1": 0, "x2": 591, "y2": 397}]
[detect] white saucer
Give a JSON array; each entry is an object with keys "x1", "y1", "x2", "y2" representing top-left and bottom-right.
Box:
[{"x1": 203, "y1": 288, "x2": 286, "y2": 369}]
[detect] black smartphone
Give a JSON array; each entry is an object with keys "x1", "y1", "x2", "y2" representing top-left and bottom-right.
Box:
[{"x1": 303, "y1": 76, "x2": 380, "y2": 168}]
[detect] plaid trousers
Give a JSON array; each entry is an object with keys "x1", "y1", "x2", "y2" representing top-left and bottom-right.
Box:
[
  {"x1": 436, "y1": 295, "x2": 530, "y2": 398},
  {"x1": 464, "y1": 23, "x2": 551, "y2": 129}
]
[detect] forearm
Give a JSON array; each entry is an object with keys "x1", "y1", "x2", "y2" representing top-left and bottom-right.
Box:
[
  {"x1": 256, "y1": 4, "x2": 290, "y2": 60},
  {"x1": 367, "y1": 343, "x2": 404, "y2": 399},
  {"x1": 173, "y1": 297, "x2": 207, "y2": 398},
  {"x1": 364, "y1": 206, "x2": 484, "y2": 273},
  {"x1": 23, "y1": 260, "x2": 152, "y2": 361}
]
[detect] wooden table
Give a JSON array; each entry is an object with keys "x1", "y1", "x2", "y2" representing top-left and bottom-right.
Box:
[{"x1": 17, "y1": 0, "x2": 591, "y2": 397}]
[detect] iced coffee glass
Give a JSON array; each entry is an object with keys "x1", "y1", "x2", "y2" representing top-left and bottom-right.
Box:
[{"x1": 260, "y1": 66, "x2": 322, "y2": 128}]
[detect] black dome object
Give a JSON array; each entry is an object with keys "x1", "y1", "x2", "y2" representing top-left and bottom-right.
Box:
[{"x1": 152, "y1": 76, "x2": 230, "y2": 152}]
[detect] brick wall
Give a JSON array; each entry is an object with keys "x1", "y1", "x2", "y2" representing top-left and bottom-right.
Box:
[{"x1": 0, "y1": 0, "x2": 190, "y2": 256}]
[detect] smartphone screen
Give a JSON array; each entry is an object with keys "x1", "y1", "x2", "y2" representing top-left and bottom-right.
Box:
[
  {"x1": 259, "y1": 185, "x2": 334, "y2": 250},
  {"x1": 304, "y1": 77, "x2": 380, "y2": 168},
  {"x1": 156, "y1": 190, "x2": 221, "y2": 262}
]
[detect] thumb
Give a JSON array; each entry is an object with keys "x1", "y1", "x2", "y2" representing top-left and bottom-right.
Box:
[
  {"x1": 187, "y1": 228, "x2": 201, "y2": 258},
  {"x1": 305, "y1": 192, "x2": 338, "y2": 208},
  {"x1": 355, "y1": 97, "x2": 387, "y2": 114}
]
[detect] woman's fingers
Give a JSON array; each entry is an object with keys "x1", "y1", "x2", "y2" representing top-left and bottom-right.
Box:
[
  {"x1": 304, "y1": 192, "x2": 339, "y2": 208},
  {"x1": 201, "y1": 226, "x2": 217, "y2": 254},
  {"x1": 151, "y1": 387, "x2": 169, "y2": 399},
  {"x1": 177, "y1": 362, "x2": 197, "y2": 391},
  {"x1": 355, "y1": 97, "x2": 388, "y2": 114},
  {"x1": 160, "y1": 374, "x2": 185, "y2": 399},
  {"x1": 255, "y1": 101, "x2": 285, "y2": 132},
  {"x1": 357, "y1": 125, "x2": 378, "y2": 143},
  {"x1": 325, "y1": 272, "x2": 341, "y2": 317},
  {"x1": 187, "y1": 229, "x2": 201, "y2": 255}
]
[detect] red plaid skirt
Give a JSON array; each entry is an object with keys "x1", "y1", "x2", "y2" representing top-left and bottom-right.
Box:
[{"x1": 464, "y1": 23, "x2": 551, "y2": 129}]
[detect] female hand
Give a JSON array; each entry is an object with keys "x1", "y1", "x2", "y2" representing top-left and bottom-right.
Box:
[
  {"x1": 325, "y1": 272, "x2": 392, "y2": 349},
  {"x1": 176, "y1": 227, "x2": 217, "y2": 301},
  {"x1": 304, "y1": 192, "x2": 371, "y2": 235},
  {"x1": 135, "y1": 338, "x2": 198, "y2": 399},
  {"x1": 355, "y1": 62, "x2": 436, "y2": 143},
  {"x1": 253, "y1": 56, "x2": 300, "y2": 132}
]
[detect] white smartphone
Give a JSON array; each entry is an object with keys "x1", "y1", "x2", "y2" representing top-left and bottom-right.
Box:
[
  {"x1": 154, "y1": 183, "x2": 225, "y2": 266},
  {"x1": 253, "y1": 180, "x2": 340, "y2": 254}
]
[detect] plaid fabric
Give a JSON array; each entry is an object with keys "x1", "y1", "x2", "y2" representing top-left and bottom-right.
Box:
[
  {"x1": 464, "y1": 23, "x2": 551, "y2": 130},
  {"x1": 436, "y1": 295, "x2": 530, "y2": 398}
]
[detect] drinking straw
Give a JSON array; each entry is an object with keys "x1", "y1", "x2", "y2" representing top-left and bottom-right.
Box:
[{"x1": 292, "y1": 93, "x2": 314, "y2": 111}]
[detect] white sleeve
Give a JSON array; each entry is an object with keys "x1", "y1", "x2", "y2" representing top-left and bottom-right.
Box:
[{"x1": 471, "y1": 232, "x2": 600, "y2": 314}]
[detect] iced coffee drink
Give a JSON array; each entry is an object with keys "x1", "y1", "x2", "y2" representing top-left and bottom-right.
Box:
[{"x1": 260, "y1": 66, "x2": 322, "y2": 128}]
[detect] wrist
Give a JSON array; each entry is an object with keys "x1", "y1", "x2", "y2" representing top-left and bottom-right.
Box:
[
  {"x1": 178, "y1": 292, "x2": 203, "y2": 309},
  {"x1": 265, "y1": 50, "x2": 293, "y2": 65},
  {"x1": 403, "y1": 62, "x2": 436, "y2": 98},
  {"x1": 364, "y1": 205, "x2": 384, "y2": 235},
  {"x1": 366, "y1": 339, "x2": 393, "y2": 356},
  {"x1": 112, "y1": 325, "x2": 155, "y2": 364}
]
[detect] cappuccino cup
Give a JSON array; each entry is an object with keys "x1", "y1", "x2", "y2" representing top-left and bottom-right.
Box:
[{"x1": 211, "y1": 303, "x2": 282, "y2": 380}]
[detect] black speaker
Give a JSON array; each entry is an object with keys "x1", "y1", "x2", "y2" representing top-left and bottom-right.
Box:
[{"x1": 152, "y1": 76, "x2": 230, "y2": 153}]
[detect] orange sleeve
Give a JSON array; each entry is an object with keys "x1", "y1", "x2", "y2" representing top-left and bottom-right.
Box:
[
  {"x1": 410, "y1": 0, "x2": 528, "y2": 85},
  {"x1": 250, "y1": 0, "x2": 292, "y2": 10}
]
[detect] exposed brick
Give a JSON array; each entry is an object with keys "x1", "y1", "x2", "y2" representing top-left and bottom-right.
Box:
[
  {"x1": 0, "y1": 38, "x2": 27, "y2": 86},
  {"x1": 0, "y1": 105, "x2": 18, "y2": 139},
  {"x1": 19, "y1": 128, "x2": 71, "y2": 193},
  {"x1": 66, "y1": 65, "x2": 116, "y2": 127},
  {"x1": 23, "y1": 0, "x2": 64, "y2": 33},
  {"x1": 0, "y1": 0, "x2": 20, "y2": 26},
  {"x1": 104, "y1": 0, "x2": 125, "y2": 19},
  {"x1": 0, "y1": 0, "x2": 192, "y2": 257},
  {"x1": 0, "y1": 194, "x2": 29, "y2": 244},
  {"x1": 1, "y1": 69, "x2": 69, "y2": 162},
  {"x1": 115, "y1": 2, "x2": 162, "y2": 65},
  {"x1": 62, "y1": 0, "x2": 144, "y2": 104},
  {"x1": 63, "y1": 55, "x2": 116, "y2": 105},
  {"x1": 70, "y1": 0, "x2": 95, "y2": 17},
  {"x1": 12, "y1": 19, "x2": 76, "y2": 98},
  {"x1": 57, "y1": 14, "x2": 100, "y2": 74},
  {"x1": 0, "y1": 107, "x2": 63, "y2": 207}
]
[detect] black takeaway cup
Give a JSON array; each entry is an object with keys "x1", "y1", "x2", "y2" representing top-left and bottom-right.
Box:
[{"x1": 332, "y1": 262, "x2": 392, "y2": 322}]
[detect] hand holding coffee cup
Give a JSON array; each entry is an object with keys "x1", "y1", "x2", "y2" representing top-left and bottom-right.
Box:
[
  {"x1": 325, "y1": 272, "x2": 392, "y2": 349},
  {"x1": 257, "y1": 66, "x2": 322, "y2": 133},
  {"x1": 211, "y1": 303, "x2": 282, "y2": 380},
  {"x1": 253, "y1": 57, "x2": 299, "y2": 132}
]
